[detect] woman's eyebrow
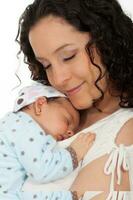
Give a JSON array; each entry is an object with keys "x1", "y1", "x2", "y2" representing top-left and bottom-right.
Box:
[{"x1": 54, "y1": 43, "x2": 75, "y2": 53}]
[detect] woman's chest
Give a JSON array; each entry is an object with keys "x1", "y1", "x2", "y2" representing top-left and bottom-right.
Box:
[{"x1": 71, "y1": 151, "x2": 130, "y2": 192}]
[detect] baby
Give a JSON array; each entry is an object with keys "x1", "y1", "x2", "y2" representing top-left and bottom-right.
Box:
[{"x1": 0, "y1": 83, "x2": 95, "y2": 200}]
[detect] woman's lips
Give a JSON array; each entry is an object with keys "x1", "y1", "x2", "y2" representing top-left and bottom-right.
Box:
[{"x1": 66, "y1": 82, "x2": 85, "y2": 96}]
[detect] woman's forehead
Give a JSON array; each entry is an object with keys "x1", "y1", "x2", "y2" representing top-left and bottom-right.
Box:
[{"x1": 29, "y1": 16, "x2": 89, "y2": 57}]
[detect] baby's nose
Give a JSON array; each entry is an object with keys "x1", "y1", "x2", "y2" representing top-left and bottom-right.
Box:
[{"x1": 67, "y1": 130, "x2": 74, "y2": 137}]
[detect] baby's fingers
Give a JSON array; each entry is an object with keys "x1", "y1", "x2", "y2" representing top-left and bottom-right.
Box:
[
  {"x1": 80, "y1": 132, "x2": 95, "y2": 140},
  {"x1": 83, "y1": 133, "x2": 96, "y2": 145},
  {"x1": 87, "y1": 133, "x2": 96, "y2": 141}
]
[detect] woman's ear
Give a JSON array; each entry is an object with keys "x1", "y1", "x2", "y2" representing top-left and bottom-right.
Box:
[{"x1": 34, "y1": 97, "x2": 47, "y2": 115}]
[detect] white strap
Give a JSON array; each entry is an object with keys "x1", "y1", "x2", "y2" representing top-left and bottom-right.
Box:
[
  {"x1": 104, "y1": 144, "x2": 129, "y2": 191},
  {"x1": 106, "y1": 191, "x2": 117, "y2": 200},
  {"x1": 106, "y1": 191, "x2": 127, "y2": 200}
]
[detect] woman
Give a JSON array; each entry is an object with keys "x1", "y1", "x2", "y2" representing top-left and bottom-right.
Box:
[{"x1": 16, "y1": 0, "x2": 133, "y2": 199}]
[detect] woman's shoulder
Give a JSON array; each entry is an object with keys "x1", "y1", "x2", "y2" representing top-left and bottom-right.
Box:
[
  {"x1": 105, "y1": 107, "x2": 133, "y2": 146},
  {"x1": 115, "y1": 117, "x2": 133, "y2": 146}
]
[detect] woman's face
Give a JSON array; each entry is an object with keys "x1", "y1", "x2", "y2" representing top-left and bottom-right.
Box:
[{"x1": 29, "y1": 16, "x2": 107, "y2": 110}]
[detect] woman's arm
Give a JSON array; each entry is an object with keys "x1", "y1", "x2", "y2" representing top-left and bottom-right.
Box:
[{"x1": 115, "y1": 118, "x2": 133, "y2": 190}]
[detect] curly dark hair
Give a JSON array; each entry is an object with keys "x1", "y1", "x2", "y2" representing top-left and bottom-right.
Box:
[{"x1": 16, "y1": 0, "x2": 133, "y2": 108}]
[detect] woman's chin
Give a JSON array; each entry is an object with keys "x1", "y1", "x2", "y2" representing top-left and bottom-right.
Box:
[{"x1": 70, "y1": 98, "x2": 93, "y2": 110}]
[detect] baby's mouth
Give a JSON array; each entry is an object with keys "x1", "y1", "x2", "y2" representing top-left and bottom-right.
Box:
[{"x1": 57, "y1": 134, "x2": 64, "y2": 141}]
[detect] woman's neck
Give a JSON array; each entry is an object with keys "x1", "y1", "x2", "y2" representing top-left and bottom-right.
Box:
[{"x1": 78, "y1": 91, "x2": 120, "y2": 131}]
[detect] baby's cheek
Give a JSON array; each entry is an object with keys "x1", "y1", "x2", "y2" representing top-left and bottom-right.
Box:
[
  {"x1": 59, "y1": 123, "x2": 68, "y2": 135},
  {"x1": 52, "y1": 120, "x2": 68, "y2": 136}
]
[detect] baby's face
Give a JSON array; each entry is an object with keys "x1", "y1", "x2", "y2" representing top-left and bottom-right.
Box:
[{"x1": 44, "y1": 98, "x2": 80, "y2": 141}]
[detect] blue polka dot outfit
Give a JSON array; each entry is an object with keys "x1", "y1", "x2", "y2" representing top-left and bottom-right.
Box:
[
  {"x1": 0, "y1": 83, "x2": 78, "y2": 200},
  {"x1": 0, "y1": 112, "x2": 78, "y2": 200}
]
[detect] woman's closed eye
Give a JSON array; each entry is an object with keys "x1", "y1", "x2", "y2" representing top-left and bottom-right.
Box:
[
  {"x1": 39, "y1": 61, "x2": 51, "y2": 70},
  {"x1": 63, "y1": 54, "x2": 76, "y2": 61},
  {"x1": 44, "y1": 64, "x2": 51, "y2": 69},
  {"x1": 37, "y1": 59, "x2": 51, "y2": 69},
  {"x1": 38, "y1": 54, "x2": 76, "y2": 70},
  {"x1": 46, "y1": 55, "x2": 76, "y2": 69}
]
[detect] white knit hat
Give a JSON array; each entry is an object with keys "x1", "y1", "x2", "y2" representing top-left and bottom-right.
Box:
[{"x1": 13, "y1": 82, "x2": 66, "y2": 112}]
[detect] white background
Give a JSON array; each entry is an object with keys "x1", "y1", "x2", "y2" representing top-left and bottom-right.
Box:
[{"x1": 0, "y1": 0, "x2": 133, "y2": 117}]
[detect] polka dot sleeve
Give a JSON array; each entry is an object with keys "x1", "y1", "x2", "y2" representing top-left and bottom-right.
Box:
[
  {"x1": 0, "y1": 112, "x2": 79, "y2": 200},
  {"x1": 0, "y1": 190, "x2": 78, "y2": 200},
  {"x1": 7, "y1": 112, "x2": 77, "y2": 182}
]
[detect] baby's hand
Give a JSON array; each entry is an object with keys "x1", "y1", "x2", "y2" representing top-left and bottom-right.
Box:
[{"x1": 70, "y1": 133, "x2": 95, "y2": 162}]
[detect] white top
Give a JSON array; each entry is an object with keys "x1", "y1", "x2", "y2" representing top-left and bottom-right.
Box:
[{"x1": 23, "y1": 108, "x2": 133, "y2": 199}]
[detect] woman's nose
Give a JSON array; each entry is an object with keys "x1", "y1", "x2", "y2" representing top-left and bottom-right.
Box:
[{"x1": 52, "y1": 65, "x2": 71, "y2": 87}]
